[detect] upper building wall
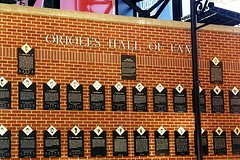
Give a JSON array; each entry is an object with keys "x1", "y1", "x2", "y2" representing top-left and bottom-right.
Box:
[{"x1": 1, "y1": 3, "x2": 240, "y2": 33}]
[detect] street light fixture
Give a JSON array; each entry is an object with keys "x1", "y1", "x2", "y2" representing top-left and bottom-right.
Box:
[{"x1": 190, "y1": 1, "x2": 210, "y2": 160}]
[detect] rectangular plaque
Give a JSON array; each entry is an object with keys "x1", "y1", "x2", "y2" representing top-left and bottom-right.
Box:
[
  {"x1": 231, "y1": 131, "x2": 240, "y2": 154},
  {"x1": 112, "y1": 86, "x2": 127, "y2": 111},
  {"x1": 174, "y1": 131, "x2": 189, "y2": 155},
  {"x1": 90, "y1": 131, "x2": 106, "y2": 157},
  {"x1": 18, "y1": 82, "x2": 36, "y2": 110},
  {"x1": 210, "y1": 60, "x2": 223, "y2": 83},
  {"x1": 0, "y1": 82, "x2": 11, "y2": 109},
  {"x1": 155, "y1": 131, "x2": 169, "y2": 155},
  {"x1": 43, "y1": 83, "x2": 60, "y2": 110},
  {"x1": 67, "y1": 84, "x2": 83, "y2": 110},
  {"x1": 89, "y1": 85, "x2": 105, "y2": 111},
  {"x1": 68, "y1": 130, "x2": 84, "y2": 157},
  {"x1": 229, "y1": 91, "x2": 240, "y2": 113},
  {"x1": 173, "y1": 88, "x2": 187, "y2": 112},
  {"x1": 153, "y1": 88, "x2": 168, "y2": 112},
  {"x1": 213, "y1": 131, "x2": 227, "y2": 155},
  {"x1": 0, "y1": 131, "x2": 11, "y2": 158},
  {"x1": 19, "y1": 130, "x2": 36, "y2": 158},
  {"x1": 132, "y1": 87, "x2": 148, "y2": 112},
  {"x1": 192, "y1": 89, "x2": 206, "y2": 113},
  {"x1": 194, "y1": 130, "x2": 208, "y2": 155},
  {"x1": 44, "y1": 130, "x2": 61, "y2": 157},
  {"x1": 134, "y1": 131, "x2": 149, "y2": 156},
  {"x1": 113, "y1": 131, "x2": 128, "y2": 156},
  {"x1": 211, "y1": 90, "x2": 224, "y2": 113},
  {"x1": 199, "y1": 89, "x2": 206, "y2": 113},
  {"x1": 17, "y1": 48, "x2": 35, "y2": 75},
  {"x1": 121, "y1": 55, "x2": 136, "y2": 80}
]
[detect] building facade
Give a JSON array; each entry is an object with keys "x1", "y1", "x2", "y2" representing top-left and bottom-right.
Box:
[{"x1": 0, "y1": 3, "x2": 240, "y2": 159}]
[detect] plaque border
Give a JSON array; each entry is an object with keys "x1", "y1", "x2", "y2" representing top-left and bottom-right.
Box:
[
  {"x1": 18, "y1": 130, "x2": 36, "y2": 158},
  {"x1": 212, "y1": 131, "x2": 227, "y2": 155},
  {"x1": 154, "y1": 130, "x2": 170, "y2": 155},
  {"x1": 229, "y1": 91, "x2": 240, "y2": 113},
  {"x1": 89, "y1": 85, "x2": 106, "y2": 111},
  {"x1": 174, "y1": 130, "x2": 189, "y2": 155},
  {"x1": 67, "y1": 130, "x2": 84, "y2": 157},
  {"x1": 111, "y1": 86, "x2": 127, "y2": 111},
  {"x1": 18, "y1": 82, "x2": 36, "y2": 110},
  {"x1": 231, "y1": 131, "x2": 240, "y2": 154},
  {"x1": 112, "y1": 130, "x2": 128, "y2": 156},
  {"x1": 66, "y1": 84, "x2": 83, "y2": 110},
  {"x1": 90, "y1": 130, "x2": 107, "y2": 157},
  {"x1": 210, "y1": 60, "x2": 223, "y2": 84},
  {"x1": 134, "y1": 130, "x2": 149, "y2": 156},
  {"x1": 0, "y1": 82, "x2": 11, "y2": 109},
  {"x1": 17, "y1": 48, "x2": 35, "y2": 75},
  {"x1": 153, "y1": 88, "x2": 168, "y2": 112},
  {"x1": 43, "y1": 130, "x2": 61, "y2": 158},
  {"x1": 132, "y1": 87, "x2": 148, "y2": 112},
  {"x1": 0, "y1": 130, "x2": 11, "y2": 158},
  {"x1": 121, "y1": 55, "x2": 136, "y2": 80},
  {"x1": 173, "y1": 88, "x2": 187, "y2": 112},
  {"x1": 211, "y1": 90, "x2": 224, "y2": 113},
  {"x1": 43, "y1": 83, "x2": 61, "y2": 110}
]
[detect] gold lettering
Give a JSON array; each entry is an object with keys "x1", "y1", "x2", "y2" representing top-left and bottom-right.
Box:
[
  {"x1": 149, "y1": 42, "x2": 161, "y2": 51},
  {"x1": 185, "y1": 45, "x2": 191, "y2": 54},
  {"x1": 45, "y1": 35, "x2": 55, "y2": 44},
  {"x1": 134, "y1": 41, "x2": 141, "y2": 50},
  {"x1": 177, "y1": 45, "x2": 183, "y2": 53},
  {"x1": 56, "y1": 35, "x2": 63, "y2": 45},
  {"x1": 171, "y1": 43, "x2": 191, "y2": 54},
  {"x1": 119, "y1": 40, "x2": 126, "y2": 49},
  {"x1": 68, "y1": 36, "x2": 78, "y2": 46},
  {"x1": 93, "y1": 38, "x2": 101, "y2": 48},
  {"x1": 108, "y1": 39, "x2": 117, "y2": 48}
]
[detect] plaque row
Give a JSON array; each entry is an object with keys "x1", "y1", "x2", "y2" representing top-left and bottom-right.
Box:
[
  {"x1": 16, "y1": 45, "x2": 222, "y2": 86},
  {"x1": 16, "y1": 45, "x2": 222, "y2": 85},
  {"x1": 1, "y1": 125, "x2": 240, "y2": 158},
  {"x1": 1, "y1": 77, "x2": 240, "y2": 113}
]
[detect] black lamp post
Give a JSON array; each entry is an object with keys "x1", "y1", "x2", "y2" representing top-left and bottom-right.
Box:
[{"x1": 190, "y1": 0, "x2": 211, "y2": 160}]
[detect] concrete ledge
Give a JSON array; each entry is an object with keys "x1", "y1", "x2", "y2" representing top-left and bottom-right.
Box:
[{"x1": 0, "y1": 3, "x2": 240, "y2": 33}]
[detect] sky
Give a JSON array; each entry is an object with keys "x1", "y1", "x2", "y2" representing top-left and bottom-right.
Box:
[
  {"x1": 182, "y1": 0, "x2": 240, "y2": 17},
  {"x1": 212, "y1": 0, "x2": 240, "y2": 12},
  {"x1": 137, "y1": 0, "x2": 173, "y2": 20}
]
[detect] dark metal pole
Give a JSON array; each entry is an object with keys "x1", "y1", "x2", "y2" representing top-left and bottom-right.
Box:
[
  {"x1": 190, "y1": 0, "x2": 203, "y2": 160},
  {"x1": 115, "y1": 0, "x2": 118, "y2": 15},
  {"x1": 173, "y1": 0, "x2": 182, "y2": 21}
]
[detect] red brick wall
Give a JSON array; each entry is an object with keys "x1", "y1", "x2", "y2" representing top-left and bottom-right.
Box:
[{"x1": 0, "y1": 4, "x2": 240, "y2": 159}]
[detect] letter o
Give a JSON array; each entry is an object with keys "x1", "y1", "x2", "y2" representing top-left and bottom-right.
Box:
[
  {"x1": 45, "y1": 35, "x2": 55, "y2": 44},
  {"x1": 148, "y1": 42, "x2": 158, "y2": 51},
  {"x1": 69, "y1": 37, "x2": 78, "y2": 46}
]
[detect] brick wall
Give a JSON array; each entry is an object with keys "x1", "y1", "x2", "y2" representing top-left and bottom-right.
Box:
[{"x1": 0, "y1": 4, "x2": 240, "y2": 159}]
